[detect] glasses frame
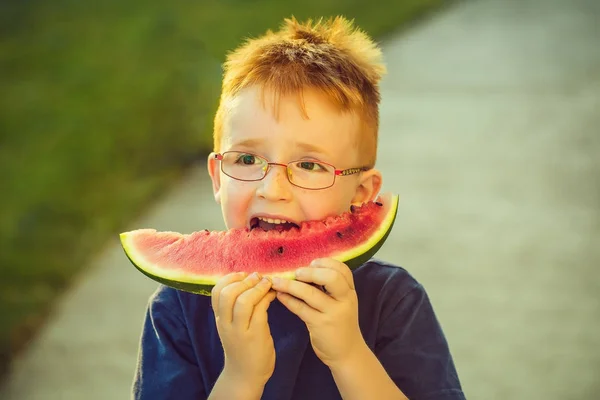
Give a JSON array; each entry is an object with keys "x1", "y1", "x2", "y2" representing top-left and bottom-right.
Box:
[{"x1": 214, "y1": 151, "x2": 370, "y2": 190}]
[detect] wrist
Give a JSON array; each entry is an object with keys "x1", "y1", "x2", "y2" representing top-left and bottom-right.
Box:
[
  {"x1": 328, "y1": 340, "x2": 371, "y2": 374},
  {"x1": 221, "y1": 366, "x2": 268, "y2": 393},
  {"x1": 327, "y1": 343, "x2": 408, "y2": 400}
]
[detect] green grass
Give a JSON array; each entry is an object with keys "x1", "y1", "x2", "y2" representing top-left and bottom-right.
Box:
[{"x1": 0, "y1": 0, "x2": 448, "y2": 374}]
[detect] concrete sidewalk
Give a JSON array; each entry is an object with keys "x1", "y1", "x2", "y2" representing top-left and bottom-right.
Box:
[{"x1": 2, "y1": 0, "x2": 599, "y2": 399}]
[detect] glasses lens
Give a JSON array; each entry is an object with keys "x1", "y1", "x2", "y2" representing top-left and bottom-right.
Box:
[
  {"x1": 288, "y1": 160, "x2": 335, "y2": 189},
  {"x1": 221, "y1": 152, "x2": 267, "y2": 181}
]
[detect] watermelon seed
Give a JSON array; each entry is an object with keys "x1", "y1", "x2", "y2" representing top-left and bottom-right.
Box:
[
  {"x1": 277, "y1": 246, "x2": 284, "y2": 254},
  {"x1": 350, "y1": 205, "x2": 356, "y2": 213},
  {"x1": 336, "y1": 232, "x2": 343, "y2": 238},
  {"x1": 375, "y1": 202, "x2": 383, "y2": 206}
]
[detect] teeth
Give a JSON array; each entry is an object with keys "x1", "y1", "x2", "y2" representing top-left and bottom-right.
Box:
[{"x1": 257, "y1": 217, "x2": 289, "y2": 224}]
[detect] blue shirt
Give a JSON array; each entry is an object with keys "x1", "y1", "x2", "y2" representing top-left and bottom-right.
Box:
[{"x1": 133, "y1": 259, "x2": 466, "y2": 399}]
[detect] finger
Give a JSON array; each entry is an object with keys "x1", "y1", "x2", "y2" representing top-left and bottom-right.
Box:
[
  {"x1": 311, "y1": 258, "x2": 355, "y2": 290},
  {"x1": 233, "y1": 277, "x2": 273, "y2": 330},
  {"x1": 271, "y1": 277, "x2": 333, "y2": 312},
  {"x1": 295, "y1": 267, "x2": 349, "y2": 300},
  {"x1": 211, "y1": 272, "x2": 247, "y2": 314},
  {"x1": 276, "y1": 292, "x2": 320, "y2": 324},
  {"x1": 217, "y1": 272, "x2": 262, "y2": 324},
  {"x1": 249, "y1": 290, "x2": 277, "y2": 328}
]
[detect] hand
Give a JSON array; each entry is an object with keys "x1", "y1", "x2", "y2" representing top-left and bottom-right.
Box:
[
  {"x1": 271, "y1": 258, "x2": 364, "y2": 368},
  {"x1": 211, "y1": 272, "x2": 277, "y2": 387}
]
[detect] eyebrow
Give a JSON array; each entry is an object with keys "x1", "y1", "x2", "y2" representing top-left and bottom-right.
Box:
[
  {"x1": 229, "y1": 138, "x2": 265, "y2": 149},
  {"x1": 230, "y1": 138, "x2": 329, "y2": 156}
]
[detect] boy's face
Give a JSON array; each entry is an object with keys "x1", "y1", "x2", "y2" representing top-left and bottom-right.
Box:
[{"x1": 207, "y1": 85, "x2": 382, "y2": 231}]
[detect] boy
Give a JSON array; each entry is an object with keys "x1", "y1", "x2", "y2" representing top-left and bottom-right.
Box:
[{"x1": 133, "y1": 16, "x2": 465, "y2": 399}]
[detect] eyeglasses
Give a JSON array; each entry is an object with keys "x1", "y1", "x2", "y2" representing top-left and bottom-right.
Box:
[{"x1": 214, "y1": 151, "x2": 369, "y2": 190}]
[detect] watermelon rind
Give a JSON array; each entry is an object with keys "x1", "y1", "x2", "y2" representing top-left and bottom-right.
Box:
[
  {"x1": 122, "y1": 250, "x2": 217, "y2": 296},
  {"x1": 332, "y1": 193, "x2": 399, "y2": 269},
  {"x1": 120, "y1": 193, "x2": 399, "y2": 295}
]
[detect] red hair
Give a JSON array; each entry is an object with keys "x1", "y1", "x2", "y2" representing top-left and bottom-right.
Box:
[{"x1": 213, "y1": 16, "x2": 386, "y2": 167}]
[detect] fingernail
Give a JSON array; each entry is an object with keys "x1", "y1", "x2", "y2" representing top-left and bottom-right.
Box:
[
  {"x1": 261, "y1": 277, "x2": 271, "y2": 284},
  {"x1": 251, "y1": 272, "x2": 261, "y2": 280}
]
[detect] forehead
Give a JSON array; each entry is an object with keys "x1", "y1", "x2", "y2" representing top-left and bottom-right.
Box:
[{"x1": 221, "y1": 86, "x2": 362, "y2": 163}]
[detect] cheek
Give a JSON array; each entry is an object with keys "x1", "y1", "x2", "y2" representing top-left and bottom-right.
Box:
[
  {"x1": 299, "y1": 189, "x2": 352, "y2": 221},
  {"x1": 220, "y1": 178, "x2": 254, "y2": 229}
]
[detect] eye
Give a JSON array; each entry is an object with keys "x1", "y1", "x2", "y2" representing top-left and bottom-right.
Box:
[
  {"x1": 298, "y1": 161, "x2": 326, "y2": 172},
  {"x1": 236, "y1": 153, "x2": 257, "y2": 165}
]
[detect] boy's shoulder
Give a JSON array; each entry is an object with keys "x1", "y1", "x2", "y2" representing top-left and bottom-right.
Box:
[
  {"x1": 147, "y1": 278, "x2": 212, "y2": 318},
  {"x1": 353, "y1": 258, "x2": 423, "y2": 300}
]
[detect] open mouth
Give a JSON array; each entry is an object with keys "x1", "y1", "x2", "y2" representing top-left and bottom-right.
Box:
[{"x1": 250, "y1": 217, "x2": 300, "y2": 232}]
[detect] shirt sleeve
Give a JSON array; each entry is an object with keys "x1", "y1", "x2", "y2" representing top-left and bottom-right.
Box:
[
  {"x1": 132, "y1": 287, "x2": 206, "y2": 400},
  {"x1": 375, "y1": 283, "x2": 466, "y2": 400}
]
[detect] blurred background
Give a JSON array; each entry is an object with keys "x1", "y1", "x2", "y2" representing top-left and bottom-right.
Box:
[{"x1": 1, "y1": 0, "x2": 599, "y2": 399}]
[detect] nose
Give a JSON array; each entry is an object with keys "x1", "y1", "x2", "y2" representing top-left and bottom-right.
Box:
[{"x1": 256, "y1": 163, "x2": 292, "y2": 201}]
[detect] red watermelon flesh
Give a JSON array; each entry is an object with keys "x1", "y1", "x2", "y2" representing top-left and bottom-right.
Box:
[{"x1": 120, "y1": 192, "x2": 399, "y2": 295}]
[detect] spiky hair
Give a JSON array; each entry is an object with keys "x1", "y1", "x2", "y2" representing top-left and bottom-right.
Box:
[{"x1": 213, "y1": 16, "x2": 386, "y2": 167}]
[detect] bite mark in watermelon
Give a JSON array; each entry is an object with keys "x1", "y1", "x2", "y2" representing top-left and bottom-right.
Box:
[{"x1": 120, "y1": 192, "x2": 399, "y2": 295}]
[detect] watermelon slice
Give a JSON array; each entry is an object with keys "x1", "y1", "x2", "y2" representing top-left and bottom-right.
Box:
[{"x1": 120, "y1": 192, "x2": 399, "y2": 295}]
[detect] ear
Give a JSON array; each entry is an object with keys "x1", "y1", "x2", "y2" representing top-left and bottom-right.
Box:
[
  {"x1": 351, "y1": 168, "x2": 383, "y2": 206},
  {"x1": 207, "y1": 152, "x2": 222, "y2": 204}
]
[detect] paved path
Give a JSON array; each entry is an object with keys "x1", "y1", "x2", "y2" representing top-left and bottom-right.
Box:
[{"x1": 2, "y1": 0, "x2": 599, "y2": 398}]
